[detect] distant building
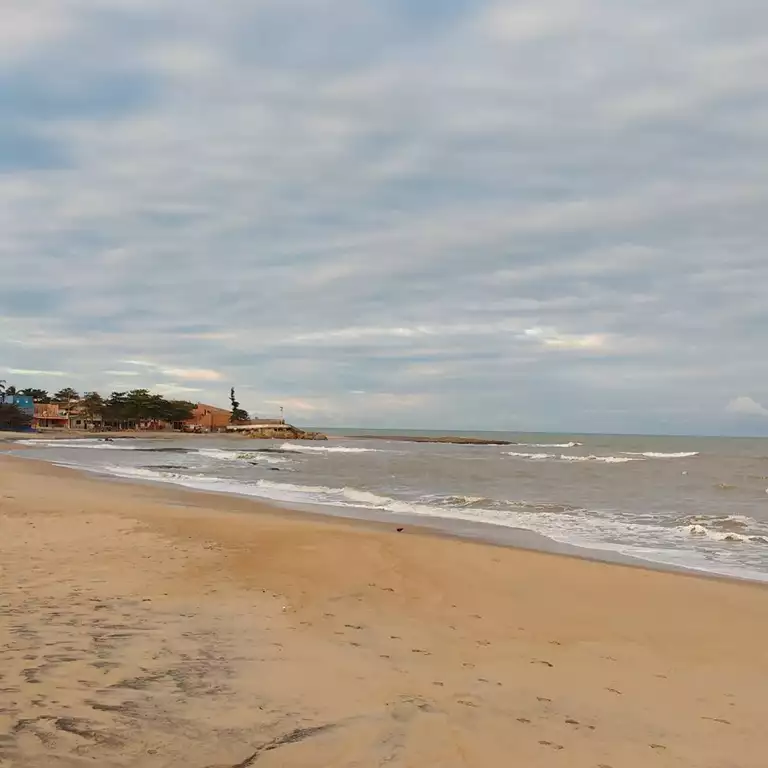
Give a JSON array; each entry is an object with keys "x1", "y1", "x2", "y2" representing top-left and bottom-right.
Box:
[
  {"x1": 0, "y1": 394, "x2": 34, "y2": 414},
  {"x1": 184, "y1": 403, "x2": 232, "y2": 432},
  {"x1": 33, "y1": 403, "x2": 70, "y2": 429},
  {"x1": 67, "y1": 405, "x2": 103, "y2": 431}
]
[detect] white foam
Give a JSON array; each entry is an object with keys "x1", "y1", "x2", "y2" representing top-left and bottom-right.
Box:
[
  {"x1": 559, "y1": 454, "x2": 637, "y2": 464},
  {"x1": 15, "y1": 438, "x2": 141, "y2": 451},
  {"x1": 516, "y1": 442, "x2": 582, "y2": 448},
  {"x1": 278, "y1": 443, "x2": 380, "y2": 454},
  {"x1": 625, "y1": 451, "x2": 699, "y2": 459},
  {"x1": 684, "y1": 524, "x2": 767, "y2": 544},
  {"x1": 506, "y1": 451, "x2": 637, "y2": 463},
  {"x1": 196, "y1": 448, "x2": 288, "y2": 465}
]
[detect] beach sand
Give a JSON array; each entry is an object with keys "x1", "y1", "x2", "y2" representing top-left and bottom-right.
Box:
[{"x1": 1, "y1": 454, "x2": 767, "y2": 767}]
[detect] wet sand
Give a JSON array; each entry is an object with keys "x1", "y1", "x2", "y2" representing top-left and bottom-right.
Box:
[{"x1": 1, "y1": 454, "x2": 767, "y2": 767}]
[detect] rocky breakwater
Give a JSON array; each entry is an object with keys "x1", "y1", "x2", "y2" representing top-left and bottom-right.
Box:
[{"x1": 242, "y1": 424, "x2": 327, "y2": 441}]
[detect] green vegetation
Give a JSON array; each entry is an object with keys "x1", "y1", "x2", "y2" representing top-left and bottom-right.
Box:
[
  {"x1": 19, "y1": 388, "x2": 51, "y2": 403},
  {"x1": 0, "y1": 403, "x2": 32, "y2": 430},
  {"x1": 0, "y1": 380, "x2": 197, "y2": 429},
  {"x1": 229, "y1": 387, "x2": 249, "y2": 423},
  {"x1": 0, "y1": 381, "x2": 32, "y2": 430},
  {"x1": 102, "y1": 390, "x2": 196, "y2": 427},
  {"x1": 53, "y1": 387, "x2": 80, "y2": 404}
]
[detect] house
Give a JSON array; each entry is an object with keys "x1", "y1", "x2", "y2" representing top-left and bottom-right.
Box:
[
  {"x1": 67, "y1": 405, "x2": 103, "y2": 431},
  {"x1": 183, "y1": 403, "x2": 232, "y2": 432},
  {"x1": 33, "y1": 403, "x2": 70, "y2": 430}
]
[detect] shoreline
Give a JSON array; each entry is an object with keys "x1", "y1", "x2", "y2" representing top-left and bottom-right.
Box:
[
  {"x1": 2, "y1": 453, "x2": 768, "y2": 766},
  {"x1": 4, "y1": 446, "x2": 766, "y2": 585}
]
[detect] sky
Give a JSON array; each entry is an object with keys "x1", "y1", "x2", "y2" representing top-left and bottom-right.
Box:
[{"x1": 1, "y1": 0, "x2": 767, "y2": 435}]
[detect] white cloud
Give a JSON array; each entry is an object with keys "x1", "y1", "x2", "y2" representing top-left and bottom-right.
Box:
[
  {"x1": 103, "y1": 370, "x2": 140, "y2": 376},
  {"x1": 726, "y1": 397, "x2": 768, "y2": 417},
  {"x1": 0, "y1": 4, "x2": 74, "y2": 63},
  {"x1": 480, "y1": 1, "x2": 585, "y2": 43},
  {"x1": 116, "y1": 362, "x2": 221, "y2": 381},
  {"x1": 161, "y1": 368, "x2": 222, "y2": 381},
  {"x1": 153, "y1": 383, "x2": 203, "y2": 396},
  {"x1": 522, "y1": 327, "x2": 609, "y2": 351},
  {"x1": 7, "y1": 368, "x2": 68, "y2": 377}
]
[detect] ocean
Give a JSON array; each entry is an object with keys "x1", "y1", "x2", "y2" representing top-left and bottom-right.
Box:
[{"x1": 10, "y1": 431, "x2": 768, "y2": 582}]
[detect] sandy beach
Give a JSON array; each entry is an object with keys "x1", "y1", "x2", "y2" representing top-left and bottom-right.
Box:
[{"x1": 1, "y1": 454, "x2": 767, "y2": 767}]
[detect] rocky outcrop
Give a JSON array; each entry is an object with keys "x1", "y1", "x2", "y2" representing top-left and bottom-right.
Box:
[{"x1": 243, "y1": 425, "x2": 327, "y2": 440}]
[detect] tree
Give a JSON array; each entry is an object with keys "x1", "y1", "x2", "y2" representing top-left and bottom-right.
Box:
[
  {"x1": 0, "y1": 379, "x2": 5, "y2": 397},
  {"x1": 160, "y1": 400, "x2": 196, "y2": 424},
  {"x1": 20, "y1": 388, "x2": 51, "y2": 403},
  {"x1": 229, "y1": 387, "x2": 249, "y2": 423},
  {"x1": 103, "y1": 392, "x2": 129, "y2": 427},
  {"x1": 80, "y1": 392, "x2": 105, "y2": 422},
  {"x1": 101, "y1": 390, "x2": 196, "y2": 428},
  {"x1": 0, "y1": 402, "x2": 32, "y2": 431},
  {"x1": 53, "y1": 387, "x2": 80, "y2": 404},
  {"x1": 5, "y1": 385, "x2": 16, "y2": 396}
]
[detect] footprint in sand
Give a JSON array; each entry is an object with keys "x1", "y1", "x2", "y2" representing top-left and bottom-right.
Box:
[{"x1": 539, "y1": 740, "x2": 564, "y2": 750}]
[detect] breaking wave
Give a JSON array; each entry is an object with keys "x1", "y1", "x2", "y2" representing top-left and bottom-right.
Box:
[
  {"x1": 514, "y1": 442, "x2": 582, "y2": 448},
  {"x1": 15, "y1": 438, "x2": 143, "y2": 450},
  {"x1": 684, "y1": 524, "x2": 768, "y2": 544},
  {"x1": 277, "y1": 443, "x2": 381, "y2": 454},
  {"x1": 625, "y1": 451, "x2": 699, "y2": 459},
  {"x1": 195, "y1": 448, "x2": 288, "y2": 465},
  {"x1": 506, "y1": 451, "x2": 637, "y2": 464}
]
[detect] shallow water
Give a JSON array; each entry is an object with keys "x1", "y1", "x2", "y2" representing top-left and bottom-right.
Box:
[{"x1": 12, "y1": 431, "x2": 768, "y2": 582}]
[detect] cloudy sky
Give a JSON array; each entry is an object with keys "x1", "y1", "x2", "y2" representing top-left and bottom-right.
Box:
[{"x1": 1, "y1": 0, "x2": 767, "y2": 434}]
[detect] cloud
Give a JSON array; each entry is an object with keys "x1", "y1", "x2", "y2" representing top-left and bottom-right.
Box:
[
  {"x1": 160, "y1": 368, "x2": 222, "y2": 381},
  {"x1": 104, "y1": 370, "x2": 140, "y2": 376},
  {"x1": 0, "y1": 0, "x2": 767, "y2": 434},
  {"x1": 117, "y1": 361, "x2": 221, "y2": 381},
  {"x1": 153, "y1": 383, "x2": 204, "y2": 396},
  {"x1": 522, "y1": 327, "x2": 609, "y2": 351},
  {"x1": 726, "y1": 397, "x2": 768, "y2": 417},
  {"x1": 6, "y1": 368, "x2": 68, "y2": 377}
]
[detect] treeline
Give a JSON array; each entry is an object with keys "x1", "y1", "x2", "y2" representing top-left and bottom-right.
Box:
[
  {"x1": 78, "y1": 390, "x2": 197, "y2": 425},
  {"x1": 0, "y1": 381, "x2": 197, "y2": 428},
  {"x1": 0, "y1": 384, "x2": 77, "y2": 403}
]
